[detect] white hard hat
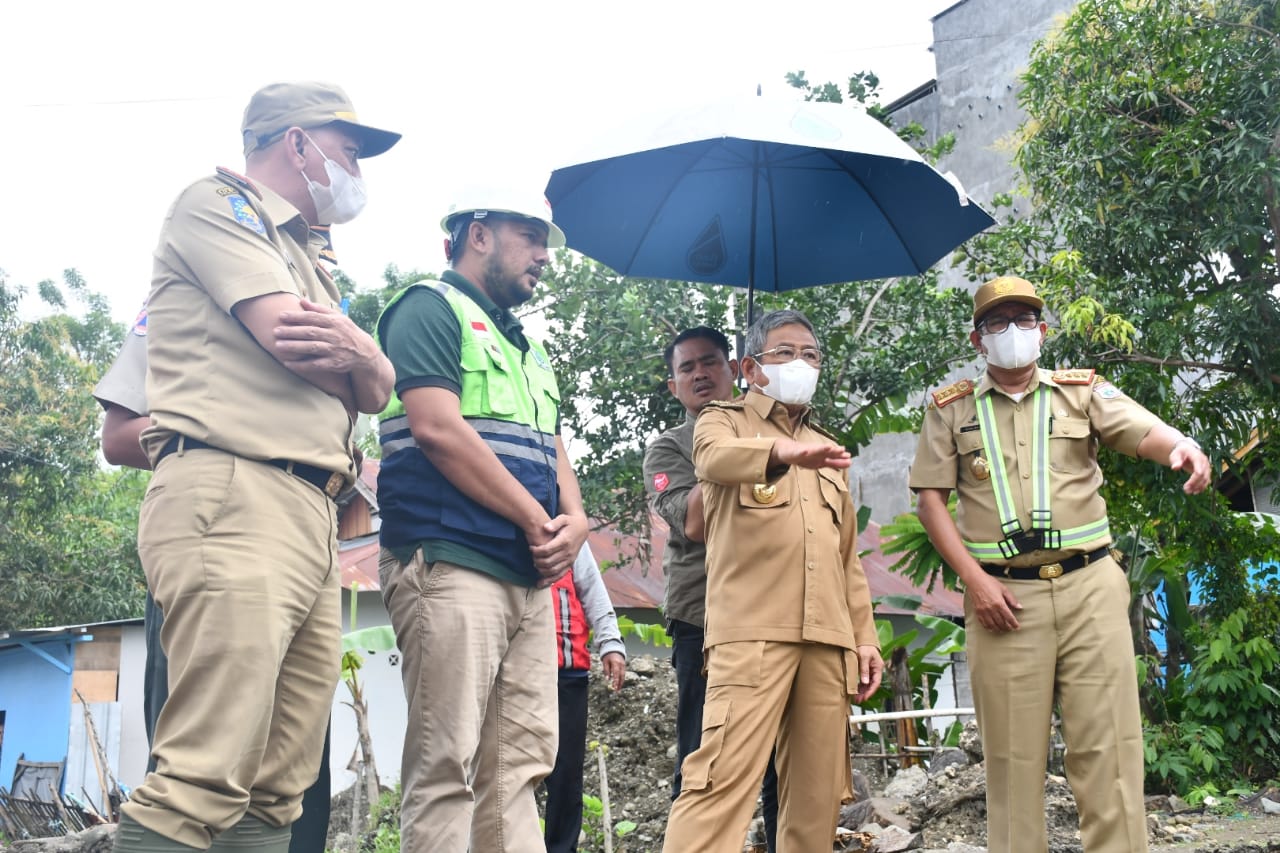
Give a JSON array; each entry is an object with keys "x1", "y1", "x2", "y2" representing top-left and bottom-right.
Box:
[{"x1": 441, "y1": 190, "x2": 566, "y2": 248}]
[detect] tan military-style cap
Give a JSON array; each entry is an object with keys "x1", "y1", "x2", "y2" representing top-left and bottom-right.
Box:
[
  {"x1": 972, "y1": 275, "x2": 1045, "y2": 321},
  {"x1": 241, "y1": 81, "x2": 402, "y2": 158}
]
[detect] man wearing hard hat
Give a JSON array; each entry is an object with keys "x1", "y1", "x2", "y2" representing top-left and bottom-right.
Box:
[{"x1": 375, "y1": 191, "x2": 589, "y2": 852}]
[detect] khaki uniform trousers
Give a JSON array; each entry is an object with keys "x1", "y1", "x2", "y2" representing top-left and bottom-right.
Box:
[
  {"x1": 967, "y1": 555, "x2": 1147, "y2": 853},
  {"x1": 125, "y1": 448, "x2": 340, "y2": 849},
  {"x1": 379, "y1": 553, "x2": 556, "y2": 853},
  {"x1": 662, "y1": 640, "x2": 851, "y2": 853}
]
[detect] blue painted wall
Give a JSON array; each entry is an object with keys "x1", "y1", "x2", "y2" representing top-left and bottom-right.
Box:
[{"x1": 0, "y1": 640, "x2": 75, "y2": 792}]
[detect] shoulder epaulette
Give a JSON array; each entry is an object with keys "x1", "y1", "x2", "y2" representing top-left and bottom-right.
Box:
[
  {"x1": 930, "y1": 379, "x2": 975, "y2": 408},
  {"x1": 701, "y1": 399, "x2": 745, "y2": 412},
  {"x1": 215, "y1": 166, "x2": 263, "y2": 200},
  {"x1": 1051, "y1": 368, "x2": 1096, "y2": 385}
]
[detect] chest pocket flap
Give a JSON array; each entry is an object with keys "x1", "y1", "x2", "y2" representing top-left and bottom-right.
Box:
[
  {"x1": 460, "y1": 339, "x2": 517, "y2": 416},
  {"x1": 817, "y1": 467, "x2": 848, "y2": 525}
]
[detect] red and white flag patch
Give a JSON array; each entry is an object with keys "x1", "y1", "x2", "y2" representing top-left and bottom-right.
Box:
[{"x1": 653, "y1": 473, "x2": 669, "y2": 492}]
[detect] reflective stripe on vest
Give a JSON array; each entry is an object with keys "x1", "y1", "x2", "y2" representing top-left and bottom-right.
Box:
[
  {"x1": 964, "y1": 519, "x2": 1112, "y2": 560},
  {"x1": 380, "y1": 415, "x2": 555, "y2": 465},
  {"x1": 965, "y1": 385, "x2": 1108, "y2": 560}
]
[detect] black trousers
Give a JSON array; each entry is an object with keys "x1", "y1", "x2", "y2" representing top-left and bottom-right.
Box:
[
  {"x1": 143, "y1": 593, "x2": 332, "y2": 852},
  {"x1": 670, "y1": 619, "x2": 779, "y2": 853},
  {"x1": 543, "y1": 670, "x2": 590, "y2": 853}
]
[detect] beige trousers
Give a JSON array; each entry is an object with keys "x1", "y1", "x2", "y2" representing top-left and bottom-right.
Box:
[
  {"x1": 125, "y1": 448, "x2": 340, "y2": 849},
  {"x1": 967, "y1": 555, "x2": 1148, "y2": 853},
  {"x1": 662, "y1": 640, "x2": 852, "y2": 853},
  {"x1": 379, "y1": 552, "x2": 556, "y2": 853}
]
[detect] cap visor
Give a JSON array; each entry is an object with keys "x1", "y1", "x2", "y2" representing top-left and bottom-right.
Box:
[{"x1": 335, "y1": 121, "x2": 402, "y2": 158}]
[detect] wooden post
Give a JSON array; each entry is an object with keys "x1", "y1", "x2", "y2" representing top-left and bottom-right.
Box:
[
  {"x1": 890, "y1": 648, "x2": 920, "y2": 768},
  {"x1": 597, "y1": 748, "x2": 613, "y2": 853}
]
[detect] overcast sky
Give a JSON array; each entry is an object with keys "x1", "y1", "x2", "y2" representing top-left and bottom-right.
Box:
[{"x1": 3, "y1": 0, "x2": 954, "y2": 324}]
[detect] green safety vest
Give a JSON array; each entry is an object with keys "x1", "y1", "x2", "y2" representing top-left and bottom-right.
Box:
[{"x1": 962, "y1": 385, "x2": 1110, "y2": 561}]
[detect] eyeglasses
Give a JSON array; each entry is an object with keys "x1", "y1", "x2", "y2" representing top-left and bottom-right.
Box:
[
  {"x1": 751, "y1": 345, "x2": 822, "y2": 366},
  {"x1": 977, "y1": 312, "x2": 1041, "y2": 335}
]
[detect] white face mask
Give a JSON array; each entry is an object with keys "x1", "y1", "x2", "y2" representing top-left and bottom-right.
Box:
[
  {"x1": 982, "y1": 326, "x2": 1041, "y2": 369},
  {"x1": 301, "y1": 134, "x2": 367, "y2": 224},
  {"x1": 756, "y1": 360, "x2": 820, "y2": 406}
]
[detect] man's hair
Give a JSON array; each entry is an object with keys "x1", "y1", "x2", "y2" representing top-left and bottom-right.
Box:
[
  {"x1": 744, "y1": 309, "x2": 816, "y2": 359},
  {"x1": 662, "y1": 326, "x2": 731, "y2": 376}
]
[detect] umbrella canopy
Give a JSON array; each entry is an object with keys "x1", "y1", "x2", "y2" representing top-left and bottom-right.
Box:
[{"x1": 546, "y1": 97, "x2": 995, "y2": 300}]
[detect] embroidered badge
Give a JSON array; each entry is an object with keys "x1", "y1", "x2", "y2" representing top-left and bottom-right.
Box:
[
  {"x1": 216, "y1": 186, "x2": 236, "y2": 197},
  {"x1": 227, "y1": 195, "x2": 265, "y2": 234},
  {"x1": 653, "y1": 472, "x2": 669, "y2": 492},
  {"x1": 1093, "y1": 380, "x2": 1121, "y2": 399},
  {"x1": 132, "y1": 304, "x2": 148, "y2": 336},
  {"x1": 532, "y1": 348, "x2": 551, "y2": 370},
  {"x1": 471, "y1": 320, "x2": 488, "y2": 332}
]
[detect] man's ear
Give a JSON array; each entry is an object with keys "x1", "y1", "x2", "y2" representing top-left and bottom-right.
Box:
[
  {"x1": 969, "y1": 329, "x2": 984, "y2": 352},
  {"x1": 728, "y1": 358, "x2": 740, "y2": 380},
  {"x1": 740, "y1": 356, "x2": 760, "y2": 386},
  {"x1": 667, "y1": 377, "x2": 677, "y2": 397}
]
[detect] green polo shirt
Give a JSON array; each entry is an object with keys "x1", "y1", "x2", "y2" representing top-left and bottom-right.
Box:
[{"x1": 379, "y1": 269, "x2": 536, "y2": 585}]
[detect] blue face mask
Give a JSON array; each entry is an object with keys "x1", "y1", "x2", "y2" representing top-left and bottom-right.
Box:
[{"x1": 300, "y1": 134, "x2": 367, "y2": 224}]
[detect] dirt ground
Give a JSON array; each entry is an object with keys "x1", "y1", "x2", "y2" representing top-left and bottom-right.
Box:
[
  {"x1": 5, "y1": 653, "x2": 1276, "y2": 853},
  {"x1": 561, "y1": 653, "x2": 1279, "y2": 853}
]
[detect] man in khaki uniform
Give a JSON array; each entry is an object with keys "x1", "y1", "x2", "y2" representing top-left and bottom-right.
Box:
[
  {"x1": 115, "y1": 82, "x2": 400, "y2": 853},
  {"x1": 642, "y1": 325, "x2": 779, "y2": 851},
  {"x1": 910, "y1": 276, "x2": 1211, "y2": 853},
  {"x1": 661, "y1": 309, "x2": 883, "y2": 853}
]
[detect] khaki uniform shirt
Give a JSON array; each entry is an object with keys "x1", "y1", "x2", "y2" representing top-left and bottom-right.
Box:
[
  {"x1": 93, "y1": 305, "x2": 148, "y2": 414},
  {"x1": 141, "y1": 168, "x2": 355, "y2": 485},
  {"x1": 909, "y1": 368, "x2": 1161, "y2": 567},
  {"x1": 642, "y1": 413, "x2": 706, "y2": 628},
  {"x1": 693, "y1": 391, "x2": 878, "y2": 652}
]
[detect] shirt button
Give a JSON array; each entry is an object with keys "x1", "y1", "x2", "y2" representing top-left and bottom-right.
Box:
[
  {"x1": 1014, "y1": 404, "x2": 1022, "y2": 412},
  {"x1": 1018, "y1": 439, "x2": 1027, "y2": 446},
  {"x1": 1022, "y1": 472, "x2": 1031, "y2": 479},
  {"x1": 807, "y1": 562, "x2": 815, "y2": 570},
  {"x1": 807, "y1": 526, "x2": 814, "y2": 533},
  {"x1": 802, "y1": 496, "x2": 809, "y2": 501}
]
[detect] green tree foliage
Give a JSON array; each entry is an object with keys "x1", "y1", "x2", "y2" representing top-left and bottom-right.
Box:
[
  {"x1": 533, "y1": 73, "x2": 977, "y2": 552},
  {"x1": 0, "y1": 268, "x2": 146, "y2": 631},
  {"x1": 955, "y1": 0, "x2": 1280, "y2": 788},
  {"x1": 964, "y1": 0, "x2": 1280, "y2": 623}
]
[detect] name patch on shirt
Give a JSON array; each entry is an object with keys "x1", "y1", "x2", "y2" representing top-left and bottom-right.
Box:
[
  {"x1": 132, "y1": 304, "x2": 148, "y2": 336},
  {"x1": 227, "y1": 195, "x2": 266, "y2": 235},
  {"x1": 653, "y1": 472, "x2": 669, "y2": 492}
]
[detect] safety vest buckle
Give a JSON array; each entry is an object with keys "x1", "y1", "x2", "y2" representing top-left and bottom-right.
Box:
[
  {"x1": 1030, "y1": 508, "x2": 1052, "y2": 530},
  {"x1": 1042, "y1": 529, "x2": 1062, "y2": 550}
]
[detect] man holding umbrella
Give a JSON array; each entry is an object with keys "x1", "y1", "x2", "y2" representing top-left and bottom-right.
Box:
[{"x1": 661, "y1": 309, "x2": 883, "y2": 853}]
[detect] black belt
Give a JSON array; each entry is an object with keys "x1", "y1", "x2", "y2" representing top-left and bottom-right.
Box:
[
  {"x1": 157, "y1": 435, "x2": 346, "y2": 500},
  {"x1": 981, "y1": 545, "x2": 1112, "y2": 580}
]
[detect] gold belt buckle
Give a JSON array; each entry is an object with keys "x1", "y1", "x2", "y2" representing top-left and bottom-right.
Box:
[
  {"x1": 1039, "y1": 562, "x2": 1064, "y2": 579},
  {"x1": 324, "y1": 471, "x2": 345, "y2": 499}
]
